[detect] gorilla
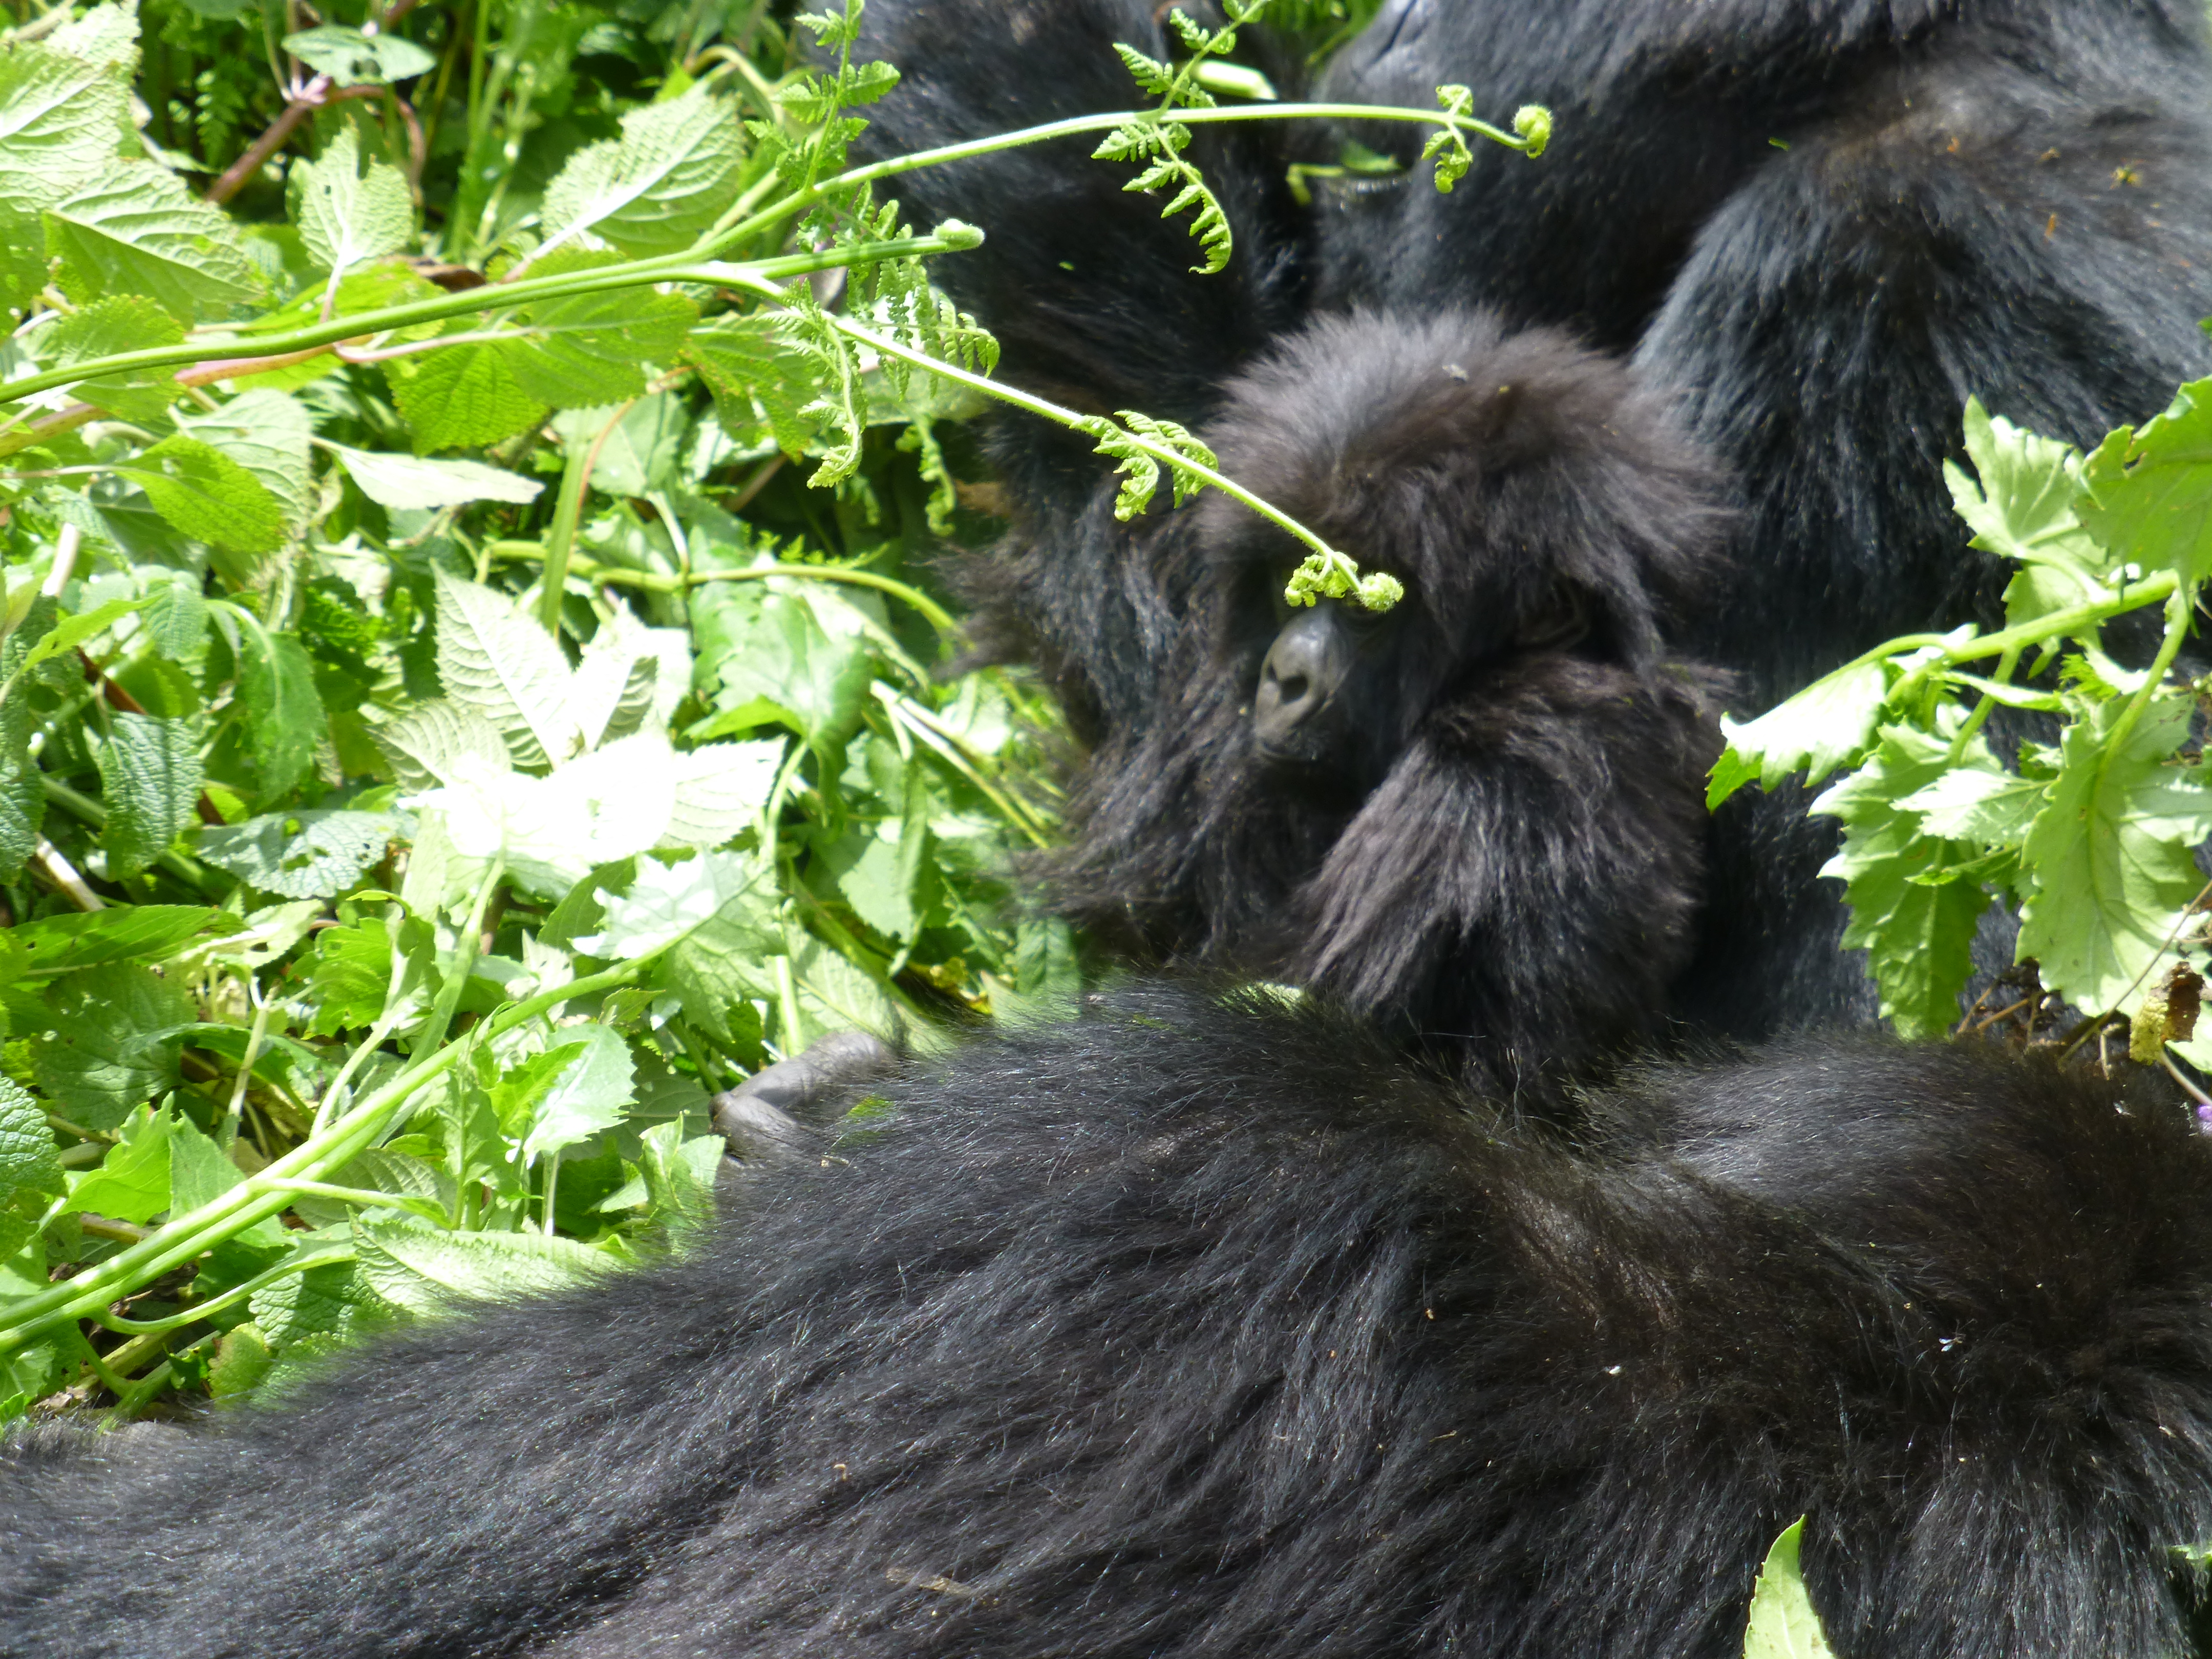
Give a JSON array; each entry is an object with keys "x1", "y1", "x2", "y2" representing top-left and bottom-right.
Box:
[
  {"x1": 852, "y1": 0, "x2": 2212, "y2": 1039},
  {"x1": 9, "y1": 986, "x2": 2212, "y2": 1658}
]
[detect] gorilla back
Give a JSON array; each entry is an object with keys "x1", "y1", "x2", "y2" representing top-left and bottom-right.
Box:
[{"x1": 9, "y1": 989, "x2": 2212, "y2": 1658}]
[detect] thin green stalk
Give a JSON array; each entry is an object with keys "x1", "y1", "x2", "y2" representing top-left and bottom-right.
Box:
[
  {"x1": 1945, "y1": 645, "x2": 2022, "y2": 763},
  {"x1": 487, "y1": 542, "x2": 962, "y2": 633},
  {"x1": 2099, "y1": 586, "x2": 2193, "y2": 760},
  {"x1": 538, "y1": 405, "x2": 632, "y2": 634},
  {"x1": 92, "y1": 1246, "x2": 354, "y2": 1334},
  {"x1": 0, "y1": 956, "x2": 650, "y2": 1356},
  {"x1": 414, "y1": 852, "x2": 505, "y2": 1057}
]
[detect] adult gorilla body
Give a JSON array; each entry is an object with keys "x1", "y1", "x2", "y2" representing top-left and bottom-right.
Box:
[
  {"x1": 855, "y1": 0, "x2": 2212, "y2": 1038},
  {"x1": 9, "y1": 988, "x2": 2212, "y2": 1658}
]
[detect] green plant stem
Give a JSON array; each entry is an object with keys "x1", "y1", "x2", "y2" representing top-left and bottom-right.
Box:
[
  {"x1": 2101, "y1": 586, "x2": 2193, "y2": 759},
  {"x1": 485, "y1": 541, "x2": 961, "y2": 633},
  {"x1": 36, "y1": 775, "x2": 221, "y2": 891},
  {"x1": 0, "y1": 956, "x2": 651, "y2": 1357},
  {"x1": 537, "y1": 404, "x2": 632, "y2": 634},
  {"x1": 414, "y1": 852, "x2": 505, "y2": 1057},
  {"x1": 1945, "y1": 645, "x2": 2023, "y2": 763},
  {"x1": 93, "y1": 1246, "x2": 354, "y2": 1334}
]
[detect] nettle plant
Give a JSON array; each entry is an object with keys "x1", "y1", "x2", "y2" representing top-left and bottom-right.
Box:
[
  {"x1": 0, "y1": 0, "x2": 1525, "y2": 1415},
  {"x1": 1713, "y1": 382, "x2": 2212, "y2": 1079}
]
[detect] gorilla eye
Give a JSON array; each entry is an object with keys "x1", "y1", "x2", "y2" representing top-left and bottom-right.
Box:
[{"x1": 1519, "y1": 586, "x2": 1592, "y2": 652}]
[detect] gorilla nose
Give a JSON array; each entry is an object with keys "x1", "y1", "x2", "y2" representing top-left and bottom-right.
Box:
[{"x1": 1253, "y1": 605, "x2": 1354, "y2": 754}]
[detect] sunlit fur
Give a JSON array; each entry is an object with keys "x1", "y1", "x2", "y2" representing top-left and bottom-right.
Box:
[{"x1": 9, "y1": 988, "x2": 2212, "y2": 1657}]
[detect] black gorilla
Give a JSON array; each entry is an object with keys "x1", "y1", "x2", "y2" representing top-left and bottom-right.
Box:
[
  {"x1": 855, "y1": 0, "x2": 2212, "y2": 1038},
  {"x1": 10, "y1": 987, "x2": 2212, "y2": 1658}
]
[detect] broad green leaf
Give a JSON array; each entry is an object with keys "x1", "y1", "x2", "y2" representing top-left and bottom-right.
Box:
[
  {"x1": 353, "y1": 1217, "x2": 610, "y2": 1311},
  {"x1": 0, "y1": 47, "x2": 130, "y2": 214},
  {"x1": 115, "y1": 436, "x2": 285, "y2": 559},
  {"x1": 196, "y1": 809, "x2": 394, "y2": 899},
  {"x1": 384, "y1": 326, "x2": 548, "y2": 452},
  {"x1": 302, "y1": 910, "x2": 433, "y2": 1036},
  {"x1": 62, "y1": 1101, "x2": 178, "y2": 1223},
  {"x1": 175, "y1": 388, "x2": 314, "y2": 535},
  {"x1": 685, "y1": 314, "x2": 819, "y2": 454},
  {"x1": 250, "y1": 1251, "x2": 385, "y2": 1347},
  {"x1": 551, "y1": 392, "x2": 688, "y2": 497},
  {"x1": 371, "y1": 698, "x2": 513, "y2": 794},
  {"x1": 281, "y1": 24, "x2": 438, "y2": 86},
  {"x1": 9, "y1": 905, "x2": 236, "y2": 979},
  {"x1": 0, "y1": 1076, "x2": 63, "y2": 1202},
  {"x1": 696, "y1": 582, "x2": 872, "y2": 760},
  {"x1": 666, "y1": 739, "x2": 782, "y2": 848},
  {"x1": 169, "y1": 1121, "x2": 284, "y2": 1246},
  {"x1": 1709, "y1": 660, "x2": 1890, "y2": 807},
  {"x1": 97, "y1": 712, "x2": 202, "y2": 879},
  {"x1": 503, "y1": 252, "x2": 696, "y2": 409},
  {"x1": 4, "y1": 595, "x2": 151, "y2": 685},
  {"x1": 791, "y1": 935, "x2": 900, "y2": 1045},
  {"x1": 287, "y1": 127, "x2": 414, "y2": 276},
  {"x1": 568, "y1": 620, "x2": 661, "y2": 751},
  {"x1": 327, "y1": 443, "x2": 545, "y2": 511},
  {"x1": 47, "y1": 3, "x2": 141, "y2": 70},
  {"x1": 1742, "y1": 1519, "x2": 1838, "y2": 1659},
  {"x1": 433, "y1": 569, "x2": 582, "y2": 768},
  {"x1": 607, "y1": 1118, "x2": 722, "y2": 1232},
  {"x1": 2019, "y1": 694, "x2": 2212, "y2": 1017},
  {"x1": 2080, "y1": 376, "x2": 2212, "y2": 588},
  {"x1": 237, "y1": 630, "x2": 326, "y2": 800},
  {"x1": 1813, "y1": 724, "x2": 1990, "y2": 1038},
  {"x1": 421, "y1": 729, "x2": 678, "y2": 895},
  {"x1": 208, "y1": 1325, "x2": 275, "y2": 1397},
  {"x1": 822, "y1": 824, "x2": 917, "y2": 939},
  {"x1": 1944, "y1": 398, "x2": 2110, "y2": 627},
  {"x1": 0, "y1": 205, "x2": 46, "y2": 311},
  {"x1": 536, "y1": 84, "x2": 748, "y2": 259},
  {"x1": 574, "y1": 849, "x2": 772, "y2": 960},
  {"x1": 0, "y1": 694, "x2": 42, "y2": 882},
  {"x1": 33, "y1": 963, "x2": 193, "y2": 1128},
  {"x1": 1894, "y1": 762, "x2": 2050, "y2": 848},
  {"x1": 45, "y1": 162, "x2": 259, "y2": 319},
  {"x1": 37, "y1": 294, "x2": 182, "y2": 419},
  {"x1": 521, "y1": 1023, "x2": 634, "y2": 1165}
]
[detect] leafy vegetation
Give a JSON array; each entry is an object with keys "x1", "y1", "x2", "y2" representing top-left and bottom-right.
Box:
[{"x1": 0, "y1": 0, "x2": 1516, "y2": 1418}]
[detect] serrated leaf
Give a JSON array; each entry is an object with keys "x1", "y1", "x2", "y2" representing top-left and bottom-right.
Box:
[
  {"x1": 371, "y1": 698, "x2": 513, "y2": 793},
  {"x1": 286, "y1": 126, "x2": 414, "y2": 278},
  {"x1": 281, "y1": 24, "x2": 437, "y2": 87},
  {"x1": 2019, "y1": 694, "x2": 2212, "y2": 1017},
  {"x1": 47, "y1": 4, "x2": 140, "y2": 70},
  {"x1": 1894, "y1": 762, "x2": 2050, "y2": 847},
  {"x1": 303, "y1": 910, "x2": 433, "y2": 1037},
  {"x1": 327, "y1": 443, "x2": 544, "y2": 511},
  {"x1": 0, "y1": 48, "x2": 130, "y2": 214},
  {"x1": 45, "y1": 162, "x2": 259, "y2": 320},
  {"x1": 573, "y1": 849, "x2": 770, "y2": 960},
  {"x1": 96, "y1": 713, "x2": 202, "y2": 879},
  {"x1": 34, "y1": 966, "x2": 192, "y2": 1131},
  {"x1": 115, "y1": 435, "x2": 285, "y2": 558},
  {"x1": 353, "y1": 1217, "x2": 610, "y2": 1311},
  {"x1": 196, "y1": 810, "x2": 394, "y2": 899},
  {"x1": 790, "y1": 935, "x2": 899, "y2": 1045},
  {"x1": 420, "y1": 729, "x2": 676, "y2": 895},
  {"x1": 683, "y1": 314, "x2": 819, "y2": 454},
  {"x1": 537, "y1": 84, "x2": 747, "y2": 259},
  {"x1": 2079, "y1": 376, "x2": 2212, "y2": 588},
  {"x1": 432, "y1": 569, "x2": 582, "y2": 768},
  {"x1": 665, "y1": 739, "x2": 781, "y2": 848},
  {"x1": 384, "y1": 327, "x2": 548, "y2": 453},
  {"x1": 1813, "y1": 724, "x2": 1991, "y2": 1038},
  {"x1": 250, "y1": 1252, "x2": 384, "y2": 1347},
  {"x1": 9, "y1": 905, "x2": 236, "y2": 979},
  {"x1": 38, "y1": 294, "x2": 182, "y2": 419},
  {"x1": 503, "y1": 252, "x2": 696, "y2": 408},
  {"x1": 700, "y1": 583, "x2": 871, "y2": 761},
  {"x1": 238, "y1": 630, "x2": 326, "y2": 800},
  {"x1": 1945, "y1": 398, "x2": 2110, "y2": 627},
  {"x1": 1709, "y1": 659, "x2": 1890, "y2": 807},
  {"x1": 522, "y1": 1024, "x2": 633, "y2": 1165},
  {"x1": 823, "y1": 826, "x2": 917, "y2": 939},
  {"x1": 1742, "y1": 1520, "x2": 1838, "y2": 1659},
  {"x1": 176, "y1": 388, "x2": 314, "y2": 537},
  {"x1": 62, "y1": 1101, "x2": 177, "y2": 1223},
  {"x1": 0, "y1": 1076, "x2": 63, "y2": 1202}
]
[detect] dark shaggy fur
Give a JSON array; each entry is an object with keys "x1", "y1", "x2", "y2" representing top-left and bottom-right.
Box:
[
  {"x1": 9, "y1": 987, "x2": 2212, "y2": 1658},
  {"x1": 852, "y1": 0, "x2": 2212, "y2": 1038}
]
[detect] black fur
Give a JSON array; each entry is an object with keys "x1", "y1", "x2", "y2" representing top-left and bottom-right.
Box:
[
  {"x1": 9, "y1": 987, "x2": 2212, "y2": 1657},
  {"x1": 853, "y1": 0, "x2": 2212, "y2": 1039}
]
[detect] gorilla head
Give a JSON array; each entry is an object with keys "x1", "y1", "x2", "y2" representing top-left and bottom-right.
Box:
[{"x1": 1045, "y1": 309, "x2": 1733, "y2": 1097}]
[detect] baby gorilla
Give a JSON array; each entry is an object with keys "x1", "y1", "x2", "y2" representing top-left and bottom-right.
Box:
[
  {"x1": 1033, "y1": 308, "x2": 1733, "y2": 1096},
  {"x1": 6, "y1": 987, "x2": 2212, "y2": 1659}
]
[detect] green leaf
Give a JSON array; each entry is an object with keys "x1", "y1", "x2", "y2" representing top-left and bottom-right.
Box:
[
  {"x1": 1812, "y1": 724, "x2": 1991, "y2": 1039},
  {"x1": 420, "y1": 729, "x2": 680, "y2": 895},
  {"x1": 616, "y1": 1117, "x2": 722, "y2": 1232},
  {"x1": 550, "y1": 392, "x2": 688, "y2": 497},
  {"x1": 352, "y1": 1217, "x2": 610, "y2": 1312},
  {"x1": 97, "y1": 712, "x2": 202, "y2": 879},
  {"x1": 287, "y1": 127, "x2": 415, "y2": 276},
  {"x1": 822, "y1": 825, "x2": 917, "y2": 939},
  {"x1": 33, "y1": 963, "x2": 192, "y2": 1130},
  {"x1": 521, "y1": 1024, "x2": 634, "y2": 1165},
  {"x1": 37, "y1": 294, "x2": 183, "y2": 419},
  {"x1": 208, "y1": 1324, "x2": 275, "y2": 1396},
  {"x1": 0, "y1": 45, "x2": 131, "y2": 215},
  {"x1": 2079, "y1": 375, "x2": 2212, "y2": 589},
  {"x1": 696, "y1": 582, "x2": 871, "y2": 761},
  {"x1": 237, "y1": 629, "x2": 327, "y2": 800},
  {"x1": 45, "y1": 162, "x2": 259, "y2": 320},
  {"x1": 790, "y1": 935, "x2": 899, "y2": 1046},
  {"x1": 432, "y1": 569, "x2": 583, "y2": 768},
  {"x1": 384, "y1": 325, "x2": 548, "y2": 453},
  {"x1": 196, "y1": 810, "x2": 394, "y2": 899},
  {"x1": 1742, "y1": 1519, "x2": 1838, "y2": 1659},
  {"x1": 168, "y1": 1121, "x2": 285, "y2": 1245},
  {"x1": 575, "y1": 849, "x2": 773, "y2": 961},
  {"x1": 536, "y1": 83, "x2": 748, "y2": 259},
  {"x1": 0, "y1": 1076, "x2": 64, "y2": 1202},
  {"x1": 250, "y1": 1251, "x2": 385, "y2": 1348},
  {"x1": 1944, "y1": 398, "x2": 2110, "y2": 628},
  {"x1": 0, "y1": 205, "x2": 47, "y2": 312},
  {"x1": 115, "y1": 436, "x2": 286, "y2": 559},
  {"x1": 503, "y1": 251, "x2": 696, "y2": 409},
  {"x1": 684, "y1": 314, "x2": 819, "y2": 454},
  {"x1": 1894, "y1": 762, "x2": 2050, "y2": 848},
  {"x1": 302, "y1": 910, "x2": 432, "y2": 1037},
  {"x1": 2019, "y1": 694, "x2": 2212, "y2": 1017},
  {"x1": 326, "y1": 444, "x2": 545, "y2": 511},
  {"x1": 281, "y1": 24, "x2": 437, "y2": 87},
  {"x1": 370, "y1": 698, "x2": 513, "y2": 794},
  {"x1": 175, "y1": 388, "x2": 315, "y2": 538},
  {"x1": 3, "y1": 595, "x2": 151, "y2": 687},
  {"x1": 1709, "y1": 660, "x2": 1890, "y2": 807},
  {"x1": 9, "y1": 906, "x2": 236, "y2": 979},
  {"x1": 61, "y1": 1101, "x2": 178, "y2": 1223},
  {"x1": 665, "y1": 739, "x2": 782, "y2": 848}
]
